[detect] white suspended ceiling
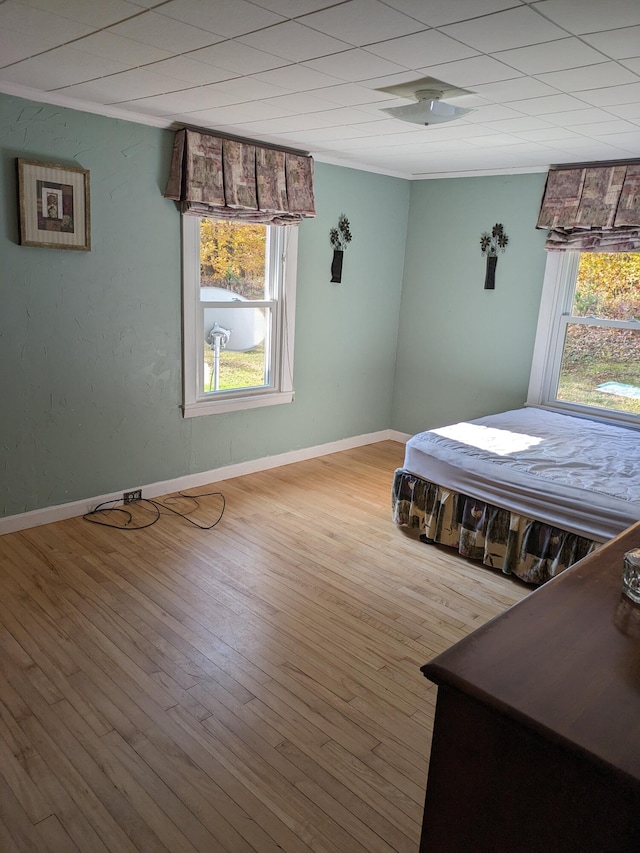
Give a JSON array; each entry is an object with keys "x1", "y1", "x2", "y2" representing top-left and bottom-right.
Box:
[{"x1": 1, "y1": 0, "x2": 639, "y2": 178}]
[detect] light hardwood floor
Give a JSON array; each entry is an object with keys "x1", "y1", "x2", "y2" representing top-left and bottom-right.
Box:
[{"x1": 0, "y1": 441, "x2": 529, "y2": 852}]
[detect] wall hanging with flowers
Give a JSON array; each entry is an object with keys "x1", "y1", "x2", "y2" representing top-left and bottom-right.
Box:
[
  {"x1": 480, "y1": 223, "x2": 509, "y2": 289},
  {"x1": 329, "y1": 213, "x2": 352, "y2": 283}
]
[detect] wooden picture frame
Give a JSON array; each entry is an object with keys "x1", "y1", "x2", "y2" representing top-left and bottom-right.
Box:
[{"x1": 18, "y1": 158, "x2": 91, "y2": 251}]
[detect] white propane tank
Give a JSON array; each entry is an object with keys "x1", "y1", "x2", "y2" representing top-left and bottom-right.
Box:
[{"x1": 201, "y1": 286, "x2": 265, "y2": 352}]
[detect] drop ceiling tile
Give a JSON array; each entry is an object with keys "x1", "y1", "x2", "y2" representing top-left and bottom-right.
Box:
[
  {"x1": 477, "y1": 141, "x2": 552, "y2": 155},
  {"x1": 543, "y1": 106, "x2": 619, "y2": 125},
  {"x1": 258, "y1": 91, "x2": 343, "y2": 116},
  {"x1": 484, "y1": 116, "x2": 554, "y2": 132},
  {"x1": 472, "y1": 77, "x2": 560, "y2": 102},
  {"x1": 16, "y1": 0, "x2": 144, "y2": 28},
  {"x1": 462, "y1": 103, "x2": 527, "y2": 122},
  {"x1": 211, "y1": 76, "x2": 291, "y2": 100},
  {"x1": 252, "y1": 64, "x2": 342, "y2": 92},
  {"x1": 73, "y1": 31, "x2": 172, "y2": 65},
  {"x1": 0, "y1": 27, "x2": 58, "y2": 66},
  {"x1": 421, "y1": 55, "x2": 522, "y2": 88},
  {"x1": 515, "y1": 126, "x2": 583, "y2": 141},
  {"x1": 0, "y1": 46, "x2": 127, "y2": 90},
  {"x1": 494, "y1": 37, "x2": 608, "y2": 75},
  {"x1": 536, "y1": 62, "x2": 640, "y2": 93},
  {"x1": 0, "y1": 1, "x2": 93, "y2": 41},
  {"x1": 144, "y1": 56, "x2": 236, "y2": 85},
  {"x1": 319, "y1": 134, "x2": 394, "y2": 150},
  {"x1": 548, "y1": 139, "x2": 635, "y2": 158},
  {"x1": 338, "y1": 123, "x2": 424, "y2": 141},
  {"x1": 579, "y1": 81, "x2": 640, "y2": 106},
  {"x1": 353, "y1": 97, "x2": 418, "y2": 115},
  {"x1": 299, "y1": 0, "x2": 422, "y2": 46},
  {"x1": 276, "y1": 125, "x2": 373, "y2": 142},
  {"x1": 238, "y1": 21, "x2": 350, "y2": 62},
  {"x1": 419, "y1": 123, "x2": 498, "y2": 141},
  {"x1": 607, "y1": 102, "x2": 640, "y2": 120},
  {"x1": 249, "y1": 0, "x2": 338, "y2": 14},
  {"x1": 441, "y1": 7, "x2": 566, "y2": 52},
  {"x1": 188, "y1": 41, "x2": 285, "y2": 74},
  {"x1": 508, "y1": 93, "x2": 592, "y2": 115},
  {"x1": 111, "y1": 91, "x2": 214, "y2": 115},
  {"x1": 172, "y1": 100, "x2": 291, "y2": 124},
  {"x1": 158, "y1": 0, "x2": 285, "y2": 38},
  {"x1": 310, "y1": 105, "x2": 377, "y2": 124},
  {"x1": 365, "y1": 29, "x2": 477, "y2": 68},
  {"x1": 621, "y1": 58, "x2": 640, "y2": 75},
  {"x1": 465, "y1": 133, "x2": 523, "y2": 147},
  {"x1": 303, "y1": 49, "x2": 406, "y2": 82},
  {"x1": 292, "y1": 125, "x2": 376, "y2": 142},
  {"x1": 571, "y1": 119, "x2": 639, "y2": 136},
  {"x1": 114, "y1": 85, "x2": 241, "y2": 113},
  {"x1": 381, "y1": 0, "x2": 522, "y2": 28},
  {"x1": 306, "y1": 83, "x2": 398, "y2": 106},
  {"x1": 532, "y1": 0, "x2": 640, "y2": 35},
  {"x1": 109, "y1": 11, "x2": 222, "y2": 52},
  {"x1": 358, "y1": 69, "x2": 430, "y2": 92},
  {"x1": 582, "y1": 26, "x2": 640, "y2": 60},
  {"x1": 230, "y1": 113, "x2": 337, "y2": 135},
  {"x1": 57, "y1": 68, "x2": 187, "y2": 102},
  {"x1": 595, "y1": 130, "x2": 640, "y2": 150}
]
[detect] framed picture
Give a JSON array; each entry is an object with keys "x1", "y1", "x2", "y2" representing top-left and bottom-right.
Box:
[{"x1": 17, "y1": 158, "x2": 91, "y2": 251}]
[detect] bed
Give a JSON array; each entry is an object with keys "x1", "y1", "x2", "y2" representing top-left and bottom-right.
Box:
[{"x1": 392, "y1": 407, "x2": 640, "y2": 584}]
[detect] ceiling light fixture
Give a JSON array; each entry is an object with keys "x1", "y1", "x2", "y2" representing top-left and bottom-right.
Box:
[
  {"x1": 377, "y1": 76, "x2": 475, "y2": 127},
  {"x1": 382, "y1": 89, "x2": 473, "y2": 126}
]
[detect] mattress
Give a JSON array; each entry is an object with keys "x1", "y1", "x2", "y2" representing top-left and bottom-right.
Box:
[{"x1": 402, "y1": 407, "x2": 640, "y2": 541}]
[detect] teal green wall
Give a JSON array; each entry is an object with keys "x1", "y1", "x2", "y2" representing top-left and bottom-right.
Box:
[
  {"x1": 0, "y1": 94, "x2": 409, "y2": 517},
  {"x1": 391, "y1": 174, "x2": 549, "y2": 434}
]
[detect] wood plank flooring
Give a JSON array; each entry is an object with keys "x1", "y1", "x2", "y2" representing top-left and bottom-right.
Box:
[{"x1": 0, "y1": 441, "x2": 529, "y2": 852}]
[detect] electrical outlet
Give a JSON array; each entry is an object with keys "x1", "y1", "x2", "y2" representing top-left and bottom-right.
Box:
[{"x1": 123, "y1": 489, "x2": 142, "y2": 504}]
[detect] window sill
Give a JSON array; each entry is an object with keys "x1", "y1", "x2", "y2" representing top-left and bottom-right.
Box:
[{"x1": 182, "y1": 390, "x2": 294, "y2": 417}]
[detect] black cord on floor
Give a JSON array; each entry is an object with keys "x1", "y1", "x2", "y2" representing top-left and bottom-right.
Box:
[{"x1": 83, "y1": 490, "x2": 225, "y2": 531}]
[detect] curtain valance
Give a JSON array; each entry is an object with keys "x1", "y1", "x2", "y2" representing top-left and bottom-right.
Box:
[
  {"x1": 536, "y1": 163, "x2": 640, "y2": 251},
  {"x1": 164, "y1": 128, "x2": 315, "y2": 225}
]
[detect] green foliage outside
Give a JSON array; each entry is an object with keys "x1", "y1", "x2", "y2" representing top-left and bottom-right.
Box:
[{"x1": 558, "y1": 253, "x2": 640, "y2": 414}]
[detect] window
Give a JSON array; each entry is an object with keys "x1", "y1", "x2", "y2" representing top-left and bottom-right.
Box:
[
  {"x1": 528, "y1": 251, "x2": 640, "y2": 427},
  {"x1": 182, "y1": 216, "x2": 297, "y2": 417}
]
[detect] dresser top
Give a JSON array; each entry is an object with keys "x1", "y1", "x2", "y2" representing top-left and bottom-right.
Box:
[{"x1": 422, "y1": 522, "x2": 640, "y2": 782}]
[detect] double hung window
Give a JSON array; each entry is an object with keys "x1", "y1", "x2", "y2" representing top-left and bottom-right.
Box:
[
  {"x1": 182, "y1": 216, "x2": 297, "y2": 417},
  {"x1": 528, "y1": 251, "x2": 640, "y2": 426}
]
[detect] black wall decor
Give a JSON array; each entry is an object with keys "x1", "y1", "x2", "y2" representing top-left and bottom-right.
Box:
[
  {"x1": 329, "y1": 213, "x2": 352, "y2": 283},
  {"x1": 480, "y1": 223, "x2": 509, "y2": 289}
]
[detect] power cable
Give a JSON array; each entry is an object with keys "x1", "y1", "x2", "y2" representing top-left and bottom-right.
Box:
[{"x1": 83, "y1": 489, "x2": 225, "y2": 531}]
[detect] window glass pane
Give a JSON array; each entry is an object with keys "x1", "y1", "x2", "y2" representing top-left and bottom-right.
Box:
[
  {"x1": 199, "y1": 218, "x2": 271, "y2": 395},
  {"x1": 200, "y1": 219, "x2": 267, "y2": 299},
  {"x1": 202, "y1": 341, "x2": 268, "y2": 393},
  {"x1": 574, "y1": 253, "x2": 640, "y2": 320},
  {"x1": 557, "y1": 323, "x2": 640, "y2": 415}
]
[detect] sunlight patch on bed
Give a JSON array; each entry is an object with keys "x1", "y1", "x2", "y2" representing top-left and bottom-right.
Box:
[{"x1": 432, "y1": 423, "x2": 543, "y2": 455}]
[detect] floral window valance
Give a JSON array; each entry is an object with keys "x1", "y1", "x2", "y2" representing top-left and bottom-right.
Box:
[
  {"x1": 536, "y1": 162, "x2": 640, "y2": 252},
  {"x1": 164, "y1": 128, "x2": 316, "y2": 225}
]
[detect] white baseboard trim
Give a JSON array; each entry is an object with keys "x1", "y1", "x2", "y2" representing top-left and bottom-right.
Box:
[
  {"x1": 388, "y1": 429, "x2": 411, "y2": 443},
  {"x1": 1, "y1": 430, "x2": 406, "y2": 535}
]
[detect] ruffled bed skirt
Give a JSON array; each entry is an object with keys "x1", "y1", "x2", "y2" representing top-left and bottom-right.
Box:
[{"x1": 392, "y1": 469, "x2": 602, "y2": 585}]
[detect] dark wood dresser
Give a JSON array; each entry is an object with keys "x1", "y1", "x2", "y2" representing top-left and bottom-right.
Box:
[{"x1": 420, "y1": 521, "x2": 640, "y2": 853}]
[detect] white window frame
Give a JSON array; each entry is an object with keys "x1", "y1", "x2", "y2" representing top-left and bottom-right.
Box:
[
  {"x1": 527, "y1": 250, "x2": 640, "y2": 428},
  {"x1": 181, "y1": 216, "x2": 297, "y2": 417}
]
